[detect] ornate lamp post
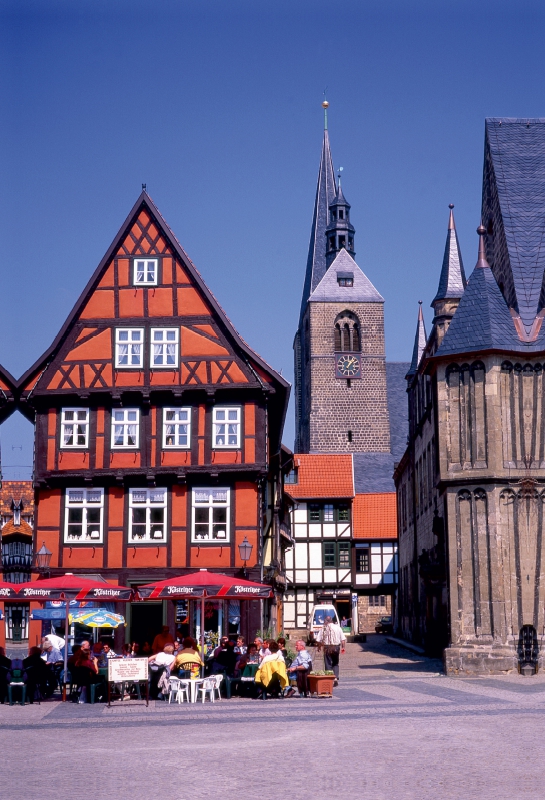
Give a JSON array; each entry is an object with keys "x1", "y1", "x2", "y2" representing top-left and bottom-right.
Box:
[
  {"x1": 238, "y1": 537, "x2": 253, "y2": 578},
  {"x1": 34, "y1": 542, "x2": 52, "y2": 577}
]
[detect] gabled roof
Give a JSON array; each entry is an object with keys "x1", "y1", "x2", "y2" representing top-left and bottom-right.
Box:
[
  {"x1": 285, "y1": 454, "x2": 354, "y2": 499},
  {"x1": 16, "y1": 192, "x2": 290, "y2": 448},
  {"x1": 308, "y1": 249, "x2": 383, "y2": 303},
  {"x1": 432, "y1": 205, "x2": 466, "y2": 304},
  {"x1": 407, "y1": 303, "x2": 427, "y2": 376},
  {"x1": 298, "y1": 129, "x2": 337, "y2": 322},
  {"x1": 436, "y1": 228, "x2": 522, "y2": 357},
  {"x1": 484, "y1": 118, "x2": 545, "y2": 331},
  {"x1": 352, "y1": 493, "x2": 397, "y2": 540}
]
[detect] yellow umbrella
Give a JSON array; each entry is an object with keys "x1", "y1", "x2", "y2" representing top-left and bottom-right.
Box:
[{"x1": 69, "y1": 609, "x2": 125, "y2": 628}]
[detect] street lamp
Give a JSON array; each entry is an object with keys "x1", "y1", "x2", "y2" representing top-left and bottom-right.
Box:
[
  {"x1": 238, "y1": 537, "x2": 253, "y2": 577},
  {"x1": 35, "y1": 542, "x2": 52, "y2": 575}
]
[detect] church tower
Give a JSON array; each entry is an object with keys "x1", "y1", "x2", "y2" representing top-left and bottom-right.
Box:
[{"x1": 294, "y1": 103, "x2": 390, "y2": 454}]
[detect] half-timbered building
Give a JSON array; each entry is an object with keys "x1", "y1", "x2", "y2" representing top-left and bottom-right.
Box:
[{"x1": 18, "y1": 190, "x2": 290, "y2": 648}]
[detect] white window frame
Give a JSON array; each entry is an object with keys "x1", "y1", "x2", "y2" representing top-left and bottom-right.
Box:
[
  {"x1": 163, "y1": 407, "x2": 191, "y2": 449},
  {"x1": 128, "y1": 488, "x2": 168, "y2": 543},
  {"x1": 111, "y1": 409, "x2": 140, "y2": 449},
  {"x1": 150, "y1": 328, "x2": 179, "y2": 369},
  {"x1": 212, "y1": 406, "x2": 241, "y2": 449},
  {"x1": 133, "y1": 258, "x2": 158, "y2": 286},
  {"x1": 60, "y1": 408, "x2": 90, "y2": 449},
  {"x1": 64, "y1": 488, "x2": 104, "y2": 543},
  {"x1": 191, "y1": 488, "x2": 230, "y2": 542},
  {"x1": 115, "y1": 328, "x2": 144, "y2": 369}
]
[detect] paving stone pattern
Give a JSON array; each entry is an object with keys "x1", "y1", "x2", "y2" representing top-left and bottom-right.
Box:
[{"x1": 3, "y1": 638, "x2": 544, "y2": 800}]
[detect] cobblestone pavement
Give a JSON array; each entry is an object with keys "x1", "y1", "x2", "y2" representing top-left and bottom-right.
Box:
[{"x1": 3, "y1": 637, "x2": 543, "y2": 800}]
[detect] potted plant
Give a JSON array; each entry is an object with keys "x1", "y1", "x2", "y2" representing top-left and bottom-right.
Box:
[{"x1": 307, "y1": 669, "x2": 335, "y2": 697}]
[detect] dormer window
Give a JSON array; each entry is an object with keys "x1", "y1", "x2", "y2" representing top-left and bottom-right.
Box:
[
  {"x1": 339, "y1": 209, "x2": 344, "y2": 220},
  {"x1": 133, "y1": 258, "x2": 158, "y2": 285},
  {"x1": 337, "y1": 272, "x2": 354, "y2": 288}
]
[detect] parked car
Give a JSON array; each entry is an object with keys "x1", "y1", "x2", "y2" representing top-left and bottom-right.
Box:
[
  {"x1": 375, "y1": 616, "x2": 393, "y2": 634},
  {"x1": 307, "y1": 604, "x2": 341, "y2": 642}
]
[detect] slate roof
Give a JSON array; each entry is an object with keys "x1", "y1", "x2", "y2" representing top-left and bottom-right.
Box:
[
  {"x1": 298, "y1": 129, "x2": 337, "y2": 322},
  {"x1": 407, "y1": 303, "x2": 427, "y2": 375},
  {"x1": 308, "y1": 249, "x2": 384, "y2": 303},
  {"x1": 353, "y1": 453, "x2": 395, "y2": 493},
  {"x1": 1, "y1": 519, "x2": 32, "y2": 539},
  {"x1": 352, "y1": 493, "x2": 397, "y2": 540},
  {"x1": 386, "y1": 362, "x2": 410, "y2": 462},
  {"x1": 436, "y1": 232, "x2": 523, "y2": 356},
  {"x1": 484, "y1": 119, "x2": 545, "y2": 331},
  {"x1": 432, "y1": 205, "x2": 466, "y2": 304},
  {"x1": 285, "y1": 454, "x2": 354, "y2": 499}
]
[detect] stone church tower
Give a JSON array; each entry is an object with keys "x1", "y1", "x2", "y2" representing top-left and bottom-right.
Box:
[
  {"x1": 396, "y1": 118, "x2": 545, "y2": 674},
  {"x1": 294, "y1": 104, "x2": 390, "y2": 454}
]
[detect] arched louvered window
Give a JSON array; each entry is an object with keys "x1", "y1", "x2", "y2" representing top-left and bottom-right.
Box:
[{"x1": 334, "y1": 311, "x2": 361, "y2": 352}]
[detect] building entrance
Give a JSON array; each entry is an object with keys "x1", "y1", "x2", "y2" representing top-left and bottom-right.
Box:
[{"x1": 130, "y1": 602, "x2": 162, "y2": 650}]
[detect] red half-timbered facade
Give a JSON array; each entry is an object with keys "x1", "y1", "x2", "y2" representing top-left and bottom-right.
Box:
[{"x1": 18, "y1": 191, "x2": 290, "y2": 645}]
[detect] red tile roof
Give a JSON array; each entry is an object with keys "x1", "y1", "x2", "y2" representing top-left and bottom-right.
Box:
[
  {"x1": 0, "y1": 481, "x2": 34, "y2": 515},
  {"x1": 353, "y1": 493, "x2": 398, "y2": 539},
  {"x1": 285, "y1": 454, "x2": 354, "y2": 499},
  {"x1": 1, "y1": 519, "x2": 33, "y2": 539}
]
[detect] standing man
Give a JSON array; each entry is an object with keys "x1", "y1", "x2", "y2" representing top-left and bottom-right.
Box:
[{"x1": 315, "y1": 615, "x2": 346, "y2": 686}]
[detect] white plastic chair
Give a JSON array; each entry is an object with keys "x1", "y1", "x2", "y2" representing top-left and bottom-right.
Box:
[
  {"x1": 168, "y1": 677, "x2": 180, "y2": 704},
  {"x1": 198, "y1": 677, "x2": 217, "y2": 703},
  {"x1": 176, "y1": 679, "x2": 190, "y2": 704},
  {"x1": 212, "y1": 673, "x2": 223, "y2": 701}
]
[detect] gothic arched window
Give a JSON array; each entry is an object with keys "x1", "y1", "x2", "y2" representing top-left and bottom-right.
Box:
[{"x1": 334, "y1": 311, "x2": 361, "y2": 353}]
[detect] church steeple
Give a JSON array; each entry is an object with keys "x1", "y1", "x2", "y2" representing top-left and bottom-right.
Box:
[
  {"x1": 431, "y1": 204, "x2": 466, "y2": 346},
  {"x1": 325, "y1": 172, "x2": 356, "y2": 268},
  {"x1": 407, "y1": 301, "x2": 427, "y2": 379},
  {"x1": 298, "y1": 101, "x2": 337, "y2": 322}
]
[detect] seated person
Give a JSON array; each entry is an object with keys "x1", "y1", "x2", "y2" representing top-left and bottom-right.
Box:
[
  {"x1": 254, "y1": 637, "x2": 271, "y2": 663},
  {"x1": 234, "y1": 636, "x2": 246, "y2": 655},
  {"x1": 67, "y1": 645, "x2": 81, "y2": 671},
  {"x1": 71, "y1": 642, "x2": 102, "y2": 703},
  {"x1": 213, "y1": 636, "x2": 229, "y2": 659},
  {"x1": 260, "y1": 640, "x2": 285, "y2": 665},
  {"x1": 171, "y1": 638, "x2": 203, "y2": 678},
  {"x1": 277, "y1": 637, "x2": 288, "y2": 663},
  {"x1": 255, "y1": 641, "x2": 289, "y2": 699},
  {"x1": 96, "y1": 642, "x2": 117, "y2": 668},
  {"x1": 285, "y1": 640, "x2": 312, "y2": 697},
  {"x1": 23, "y1": 647, "x2": 48, "y2": 704},
  {"x1": 148, "y1": 644, "x2": 176, "y2": 698},
  {"x1": 237, "y1": 643, "x2": 259, "y2": 673},
  {"x1": 42, "y1": 640, "x2": 64, "y2": 696},
  {"x1": 148, "y1": 644, "x2": 176, "y2": 669},
  {"x1": 211, "y1": 640, "x2": 238, "y2": 698}
]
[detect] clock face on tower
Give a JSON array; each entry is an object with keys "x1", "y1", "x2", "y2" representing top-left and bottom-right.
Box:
[{"x1": 335, "y1": 353, "x2": 361, "y2": 379}]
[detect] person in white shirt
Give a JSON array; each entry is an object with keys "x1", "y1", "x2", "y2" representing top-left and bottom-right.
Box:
[
  {"x1": 259, "y1": 640, "x2": 285, "y2": 666},
  {"x1": 315, "y1": 616, "x2": 346, "y2": 685},
  {"x1": 44, "y1": 634, "x2": 65, "y2": 652},
  {"x1": 148, "y1": 644, "x2": 176, "y2": 669}
]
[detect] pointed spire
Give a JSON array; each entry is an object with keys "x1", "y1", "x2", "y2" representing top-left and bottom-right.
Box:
[
  {"x1": 325, "y1": 169, "x2": 355, "y2": 268},
  {"x1": 298, "y1": 102, "x2": 337, "y2": 321},
  {"x1": 431, "y1": 204, "x2": 467, "y2": 307},
  {"x1": 323, "y1": 96, "x2": 329, "y2": 130},
  {"x1": 407, "y1": 301, "x2": 427, "y2": 377},
  {"x1": 475, "y1": 224, "x2": 490, "y2": 268}
]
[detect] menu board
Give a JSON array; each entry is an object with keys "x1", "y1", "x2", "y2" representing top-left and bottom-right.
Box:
[{"x1": 108, "y1": 657, "x2": 148, "y2": 683}]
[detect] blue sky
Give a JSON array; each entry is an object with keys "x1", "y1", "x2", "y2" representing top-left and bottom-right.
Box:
[{"x1": 1, "y1": 0, "x2": 545, "y2": 476}]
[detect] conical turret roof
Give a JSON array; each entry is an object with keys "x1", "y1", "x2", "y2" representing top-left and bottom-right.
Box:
[
  {"x1": 432, "y1": 204, "x2": 466, "y2": 305},
  {"x1": 407, "y1": 302, "x2": 427, "y2": 377}
]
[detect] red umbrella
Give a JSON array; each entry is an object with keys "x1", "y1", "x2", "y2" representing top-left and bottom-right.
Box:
[
  {"x1": 138, "y1": 570, "x2": 271, "y2": 600},
  {"x1": 18, "y1": 574, "x2": 133, "y2": 697},
  {"x1": 0, "y1": 580, "x2": 19, "y2": 600},
  {"x1": 139, "y1": 570, "x2": 272, "y2": 671},
  {"x1": 17, "y1": 574, "x2": 133, "y2": 602}
]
